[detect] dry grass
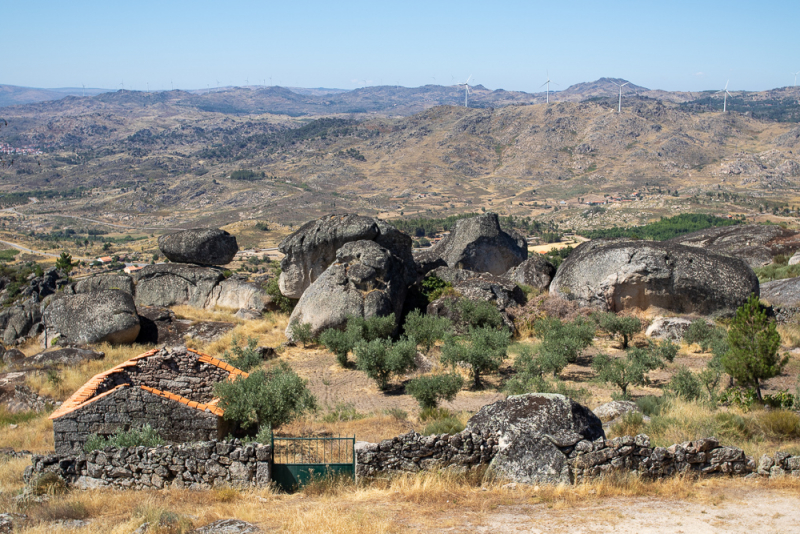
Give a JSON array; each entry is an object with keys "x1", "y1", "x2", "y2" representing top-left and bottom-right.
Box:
[
  {"x1": 199, "y1": 313, "x2": 289, "y2": 358},
  {"x1": 0, "y1": 414, "x2": 53, "y2": 452}
]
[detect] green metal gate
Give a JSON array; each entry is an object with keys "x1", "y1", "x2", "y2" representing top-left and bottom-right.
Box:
[{"x1": 271, "y1": 436, "x2": 355, "y2": 492}]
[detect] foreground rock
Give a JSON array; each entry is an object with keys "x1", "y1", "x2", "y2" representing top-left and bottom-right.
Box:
[
  {"x1": 668, "y1": 224, "x2": 800, "y2": 268},
  {"x1": 158, "y1": 228, "x2": 239, "y2": 265},
  {"x1": 72, "y1": 273, "x2": 134, "y2": 295},
  {"x1": 191, "y1": 520, "x2": 261, "y2": 534},
  {"x1": 550, "y1": 239, "x2": 759, "y2": 315},
  {"x1": 593, "y1": 401, "x2": 641, "y2": 423},
  {"x1": 278, "y1": 213, "x2": 414, "y2": 299},
  {"x1": 44, "y1": 290, "x2": 140, "y2": 345},
  {"x1": 415, "y1": 213, "x2": 527, "y2": 276},
  {"x1": 25, "y1": 347, "x2": 105, "y2": 368},
  {"x1": 504, "y1": 255, "x2": 556, "y2": 291},
  {"x1": 466, "y1": 393, "x2": 604, "y2": 485},
  {"x1": 645, "y1": 317, "x2": 696, "y2": 342},
  {"x1": 760, "y1": 277, "x2": 800, "y2": 308},
  {"x1": 286, "y1": 240, "x2": 408, "y2": 338},
  {"x1": 132, "y1": 264, "x2": 225, "y2": 308}
]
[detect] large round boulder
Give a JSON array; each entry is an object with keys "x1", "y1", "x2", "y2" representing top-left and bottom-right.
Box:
[
  {"x1": 503, "y1": 255, "x2": 556, "y2": 291},
  {"x1": 286, "y1": 240, "x2": 408, "y2": 339},
  {"x1": 414, "y1": 213, "x2": 527, "y2": 276},
  {"x1": 44, "y1": 290, "x2": 140, "y2": 345},
  {"x1": 132, "y1": 264, "x2": 225, "y2": 308},
  {"x1": 73, "y1": 273, "x2": 134, "y2": 295},
  {"x1": 205, "y1": 278, "x2": 272, "y2": 311},
  {"x1": 466, "y1": 393, "x2": 604, "y2": 485},
  {"x1": 550, "y1": 239, "x2": 759, "y2": 315},
  {"x1": 158, "y1": 228, "x2": 238, "y2": 266},
  {"x1": 278, "y1": 214, "x2": 414, "y2": 299}
]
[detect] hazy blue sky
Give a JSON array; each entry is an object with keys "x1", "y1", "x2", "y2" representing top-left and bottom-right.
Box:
[{"x1": 5, "y1": 0, "x2": 799, "y2": 93}]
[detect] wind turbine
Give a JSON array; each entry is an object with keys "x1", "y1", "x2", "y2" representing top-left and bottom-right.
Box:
[
  {"x1": 611, "y1": 80, "x2": 629, "y2": 113},
  {"x1": 716, "y1": 80, "x2": 732, "y2": 112},
  {"x1": 539, "y1": 71, "x2": 558, "y2": 104},
  {"x1": 794, "y1": 71, "x2": 800, "y2": 87},
  {"x1": 458, "y1": 75, "x2": 472, "y2": 107}
]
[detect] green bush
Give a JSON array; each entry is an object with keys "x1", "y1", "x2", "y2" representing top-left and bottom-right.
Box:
[
  {"x1": 55, "y1": 251, "x2": 76, "y2": 275},
  {"x1": 533, "y1": 316, "x2": 595, "y2": 371},
  {"x1": 347, "y1": 313, "x2": 396, "y2": 342},
  {"x1": 683, "y1": 320, "x2": 727, "y2": 352},
  {"x1": 223, "y1": 335, "x2": 262, "y2": 372},
  {"x1": 649, "y1": 339, "x2": 678, "y2": 363},
  {"x1": 592, "y1": 346, "x2": 664, "y2": 398},
  {"x1": 441, "y1": 326, "x2": 510, "y2": 388},
  {"x1": 595, "y1": 312, "x2": 641, "y2": 349},
  {"x1": 405, "y1": 373, "x2": 464, "y2": 409},
  {"x1": 419, "y1": 408, "x2": 465, "y2": 435},
  {"x1": 455, "y1": 299, "x2": 504, "y2": 329},
  {"x1": 635, "y1": 395, "x2": 668, "y2": 417},
  {"x1": 83, "y1": 424, "x2": 165, "y2": 453},
  {"x1": 763, "y1": 390, "x2": 797, "y2": 409},
  {"x1": 722, "y1": 294, "x2": 787, "y2": 400},
  {"x1": 319, "y1": 328, "x2": 355, "y2": 367},
  {"x1": 289, "y1": 319, "x2": 314, "y2": 347},
  {"x1": 718, "y1": 387, "x2": 759, "y2": 411},
  {"x1": 403, "y1": 310, "x2": 452, "y2": 353},
  {"x1": 214, "y1": 362, "x2": 317, "y2": 431},
  {"x1": 321, "y1": 403, "x2": 365, "y2": 423},
  {"x1": 421, "y1": 275, "x2": 452, "y2": 303},
  {"x1": 354, "y1": 337, "x2": 417, "y2": 390},
  {"x1": 667, "y1": 366, "x2": 703, "y2": 401},
  {"x1": 265, "y1": 271, "x2": 296, "y2": 314}
]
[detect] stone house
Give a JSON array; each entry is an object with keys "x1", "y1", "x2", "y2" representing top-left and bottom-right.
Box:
[{"x1": 50, "y1": 346, "x2": 247, "y2": 454}]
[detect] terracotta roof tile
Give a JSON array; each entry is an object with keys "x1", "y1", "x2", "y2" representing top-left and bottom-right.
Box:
[{"x1": 139, "y1": 385, "x2": 224, "y2": 417}]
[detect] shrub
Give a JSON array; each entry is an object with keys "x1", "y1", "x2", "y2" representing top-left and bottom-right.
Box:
[
  {"x1": 763, "y1": 390, "x2": 796, "y2": 409},
  {"x1": 440, "y1": 326, "x2": 510, "y2": 388},
  {"x1": 419, "y1": 408, "x2": 465, "y2": 435},
  {"x1": 322, "y1": 403, "x2": 365, "y2": 423},
  {"x1": 55, "y1": 251, "x2": 76, "y2": 275},
  {"x1": 649, "y1": 339, "x2": 678, "y2": 363},
  {"x1": 757, "y1": 410, "x2": 800, "y2": 439},
  {"x1": 405, "y1": 373, "x2": 464, "y2": 409},
  {"x1": 223, "y1": 335, "x2": 262, "y2": 372},
  {"x1": 718, "y1": 387, "x2": 759, "y2": 411},
  {"x1": 83, "y1": 424, "x2": 165, "y2": 452},
  {"x1": 354, "y1": 337, "x2": 417, "y2": 390},
  {"x1": 635, "y1": 395, "x2": 668, "y2": 417},
  {"x1": 214, "y1": 362, "x2": 317, "y2": 431},
  {"x1": 610, "y1": 411, "x2": 646, "y2": 437},
  {"x1": 421, "y1": 275, "x2": 452, "y2": 303},
  {"x1": 347, "y1": 313, "x2": 396, "y2": 342},
  {"x1": 455, "y1": 299, "x2": 504, "y2": 329},
  {"x1": 592, "y1": 347, "x2": 664, "y2": 398},
  {"x1": 595, "y1": 312, "x2": 641, "y2": 349},
  {"x1": 683, "y1": 320, "x2": 726, "y2": 352},
  {"x1": 403, "y1": 310, "x2": 452, "y2": 353},
  {"x1": 722, "y1": 294, "x2": 787, "y2": 400},
  {"x1": 319, "y1": 328, "x2": 354, "y2": 367},
  {"x1": 533, "y1": 316, "x2": 595, "y2": 372},
  {"x1": 667, "y1": 366, "x2": 703, "y2": 401},
  {"x1": 289, "y1": 319, "x2": 314, "y2": 347},
  {"x1": 264, "y1": 269, "x2": 295, "y2": 314}
]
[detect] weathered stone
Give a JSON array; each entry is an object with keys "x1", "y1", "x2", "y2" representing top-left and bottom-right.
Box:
[
  {"x1": 414, "y1": 213, "x2": 527, "y2": 276},
  {"x1": 26, "y1": 347, "x2": 105, "y2": 367},
  {"x1": 593, "y1": 401, "x2": 640, "y2": 424},
  {"x1": 158, "y1": 228, "x2": 238, "y2": 266},
  {"x1": 668, "y1": 224, "x2": 799, "y2": 269},
  {"x1": 428, "y1": 267, "x2": 526, "y2": 311},
  {"x1": 132, "y1": 264, "x2": 224, "y2": 308},
  {"x1": 504, "y1": 255, "x2": 556, "y2": 292},
  {"x1": 2, "y1": 348, "x2": 25, "y2": 366},
  {"x1": 0, "y1": 302, "x2": 42, "y2": 346},
  {"x1": 74, "y1": 274, "x2": 134, "y2": 295},
  {"x1": 44, "y1": 290, "x2": 140, "y2": 345},
  {"x1": 760, "y1": 277, "x2": 800, "y2": 308},
  {"x1": 645, "y1": 317, "x2": 700, "y2": 342},
  {"x1": 278, "y1": 213, "x2": 414, "y2": 299},
  {"x1": 550, "y1": 239, "x2": 759, "y2": 315},
  {"x1": 205, "y1": 278, "x2": 271, "y2": 312},
  {"x1": 191, "y1": 519, "x2": 261, "y2": 533}
]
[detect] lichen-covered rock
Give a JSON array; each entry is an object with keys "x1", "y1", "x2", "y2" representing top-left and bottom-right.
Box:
[
  {"x1": 593, "y1": 401, "x2": 641, "y2": 423},
  {"x1": 286, "y1": 240, "x2": 408, "y2": 338},
  {"x1": 414, "y1": 213, "x2": 527, "y2": 276},
  {"x1": 466, "y1": 393, "x2": 604, "y2": 485},
  {"x1": 132, "y1": 264, "x2": 224, "y2": 308},
  {"x1": 667, "y1": 224, "x2": 800, "y2": 268},
  {"x1": 0, "y1": 302, "x2": 41, "y2": 346},
  {"x1": 550, "y1": 239, "x2": 759, "y2": 315},
  {"x1": 205, "y1": 278, "x2": 271, "y2": 311},
  {"x1": 191, "y1": 519, "x2": 261, "y2": 533},
  {"x1": 645, "y1": 317, "x2": 697, "y2": 342},
  {"x1": 158, "y1": 228, "x2": 238, "y2": 265},
  {"x1": 760, "y1": 277, "x2": 800, "y2": 308},
  {"x1": 44, "y1": 290, "x2": 140, "y2": 345},
  {"x1": 278, "y1": 213, "x2": 414, "y2": 299},
  {"x1": 504, "y1": 255, "x2": 556, "y2": 291},
  {"x1": 26, "y1": 347, "x2": 105, "y2": 367},
  {"x1": 429, "y1": 267, "x2": 526, "y2": 310},
  {"x1": 73, "y1": 273, "x2": 134, "y2": 295}
]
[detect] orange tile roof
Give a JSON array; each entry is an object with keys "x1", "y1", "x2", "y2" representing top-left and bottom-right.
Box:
[
  {"x1": 140, "y1": 385, "x2": 224, "y2": 417},
  {"x1": 50, "y1": 347, "x2": 246, "y2": 420}
]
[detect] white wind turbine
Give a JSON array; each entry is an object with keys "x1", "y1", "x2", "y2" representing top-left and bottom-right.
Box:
[
  {"x1": 716, "y1": 80, "x2": 732, "y2": 112},
  {"x1": 540, "y1": 71, "x2": 558, "y2": 103},
  {"x1": 794, "y1": 71, "x2": 800, "y2": 87},
  {"x1": 458, "y1": 75, "x2": 472, "y2": 107},
  {"x1": 611, "y1": 80, "x2": 629, "y2": 113}
]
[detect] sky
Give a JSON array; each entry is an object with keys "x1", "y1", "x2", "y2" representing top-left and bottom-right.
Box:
[{"x1": 4, "y1": 0, "x2": 800, "y2": 93}]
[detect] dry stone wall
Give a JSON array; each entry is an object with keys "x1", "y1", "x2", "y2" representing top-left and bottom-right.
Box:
[
  {"x1": 27, "y1": 440, "x2": 271, "y2": 490},
  {"x1": 53, "y1": 386, "x2": 222, "y2": 455}
]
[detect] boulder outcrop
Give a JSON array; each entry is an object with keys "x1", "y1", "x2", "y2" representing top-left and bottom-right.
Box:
[
  {"x1": 205, "y1": 278, "x2": 271, "y2": 311},
  {"x1": 44, "y1": 290, "x2": 140, "y2": 345},
  {"x1": 668, "y1": 224, "x2": 800, "y2": 268},
  {"x1": 504, "y1": 255, "x2": 556, "y2": 291},
  {"x1": 0, "y1": 302, "x2": 41, "y2": 346},
  {"x1": 278, "y1": 214, "x2": 414, "y2": 299},
  {"x1": 158, "y1": 228, "x2": 238, "y2": 266},
  {"x1": 592, "y1": 400, "x2": 641, "y2": 424},
  {"x1": 645, "y1": 317, "x2": 696, "y2": 342},
  {"x1": 760, "y1": 277, "x2": 800, "y2": 308},
  {"x1": 73, "y1": 273, "x2": 135, "y2": 295},
  {"x1": 132, "y1": 264, "x2": 225, "y2": 309},
  {"x1": 429, "y1": 267, "x2": 526, "y2": 311},
  {"x1": 414, "y1": 213, "x2": 527, "y2": 276},
  {"x1": 26, "y1": 347, "x2": 105, "y2": 368},
  {"x1": 466, "y1": 393, "x2": 604, "y2": 485},
  {"x1": 550, "y1": 239, "x2": 759, "y2": 315},
  {"x1": 286, "y1": 240, "x2": 408, "y2": 339}
]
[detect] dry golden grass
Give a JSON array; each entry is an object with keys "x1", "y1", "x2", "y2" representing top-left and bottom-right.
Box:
[
  {"x1": 0, "y1": 414, "x2": 53, "y2": 453},
  {"x1": 198, "y1": 313, "x2": 290, "y2": 358}
]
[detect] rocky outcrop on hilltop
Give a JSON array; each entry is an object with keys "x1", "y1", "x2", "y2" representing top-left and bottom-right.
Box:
[
  {"x1": 286, "y1": 240, "x2": 409, "y2": 338},
  {"x1": 157, "y1": 228, "x2": 239, "y2": 266},
  {"x1": 414, "y1": 213, "x2": 527, "y2": 276},
  {"x1": 667, "y1": 224, "x2": 800, "y2": 268},
  {"x1": 550, "y1": 239, "x2": 759, "y2": 315},
  {"x1": 278, "y1": 213, "x2": 414, "y2": 299},
  {"x1": 44, "y1": 290, "x2": 141, "y2": 345}
]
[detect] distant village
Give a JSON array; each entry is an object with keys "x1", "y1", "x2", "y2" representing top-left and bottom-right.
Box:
[{"x1": 0, "y1": 143, "x2": 42, "y2": 156}]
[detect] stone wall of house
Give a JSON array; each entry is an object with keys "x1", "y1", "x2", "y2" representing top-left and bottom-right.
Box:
[
  {"x1": 355, "y1": 429, "x2": 499, "y2": 477},
  {"x1": 53, "y1": 386, "x2": 222, "y2": 455},
  {"x1": 26, "y1": 440, "x2": 271, "y2": 490},
  {"x1": 92, "y1": 347, "x2": 232, "y2": 404}
]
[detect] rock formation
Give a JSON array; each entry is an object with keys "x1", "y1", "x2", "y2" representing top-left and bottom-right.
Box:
[
  {"x1": 132, "y1": 264, "x2": 225, "y2": 309},
  {"x1": 668, "y1": 224, "x2": 800, "y2": 268},
  {"x1": 414, "y1": 213, "x2": 527, "y2": 276},
  {"x1": 72, "y1": 273, "x2": 135, "y2": 295},
  {"x1": 503, "y1": 255, "x2": 556, "y2": 291},
  {"x1": 158, "y1": 228, "x2": 238, "y2": 265},
  {"x1": 760, "y1": 277, "x2": 800, "y2": 308},
  {"x1": 278, "y1": 213, "x2": 414, "y2": 299},
  {"x1": 286, "y1": 240, "x2": 409, "y2": 338},
  {"x1": 645, "y1": 317, "x2": 696, "y2": 342},
  {"x1": 550, "y1": 239, "x2": 759, "y2": 315},
  {"x1": 44, "y1": 290, "x2": 141, "y2": 345}
]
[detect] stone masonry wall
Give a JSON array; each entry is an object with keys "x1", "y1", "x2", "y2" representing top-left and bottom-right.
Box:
[
  {"x1": 53, "y1": 386, "x2": 221, "y2": 455},
  {"x1": 27, "y1": 440, "x2": 271, "y2": 490}
]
